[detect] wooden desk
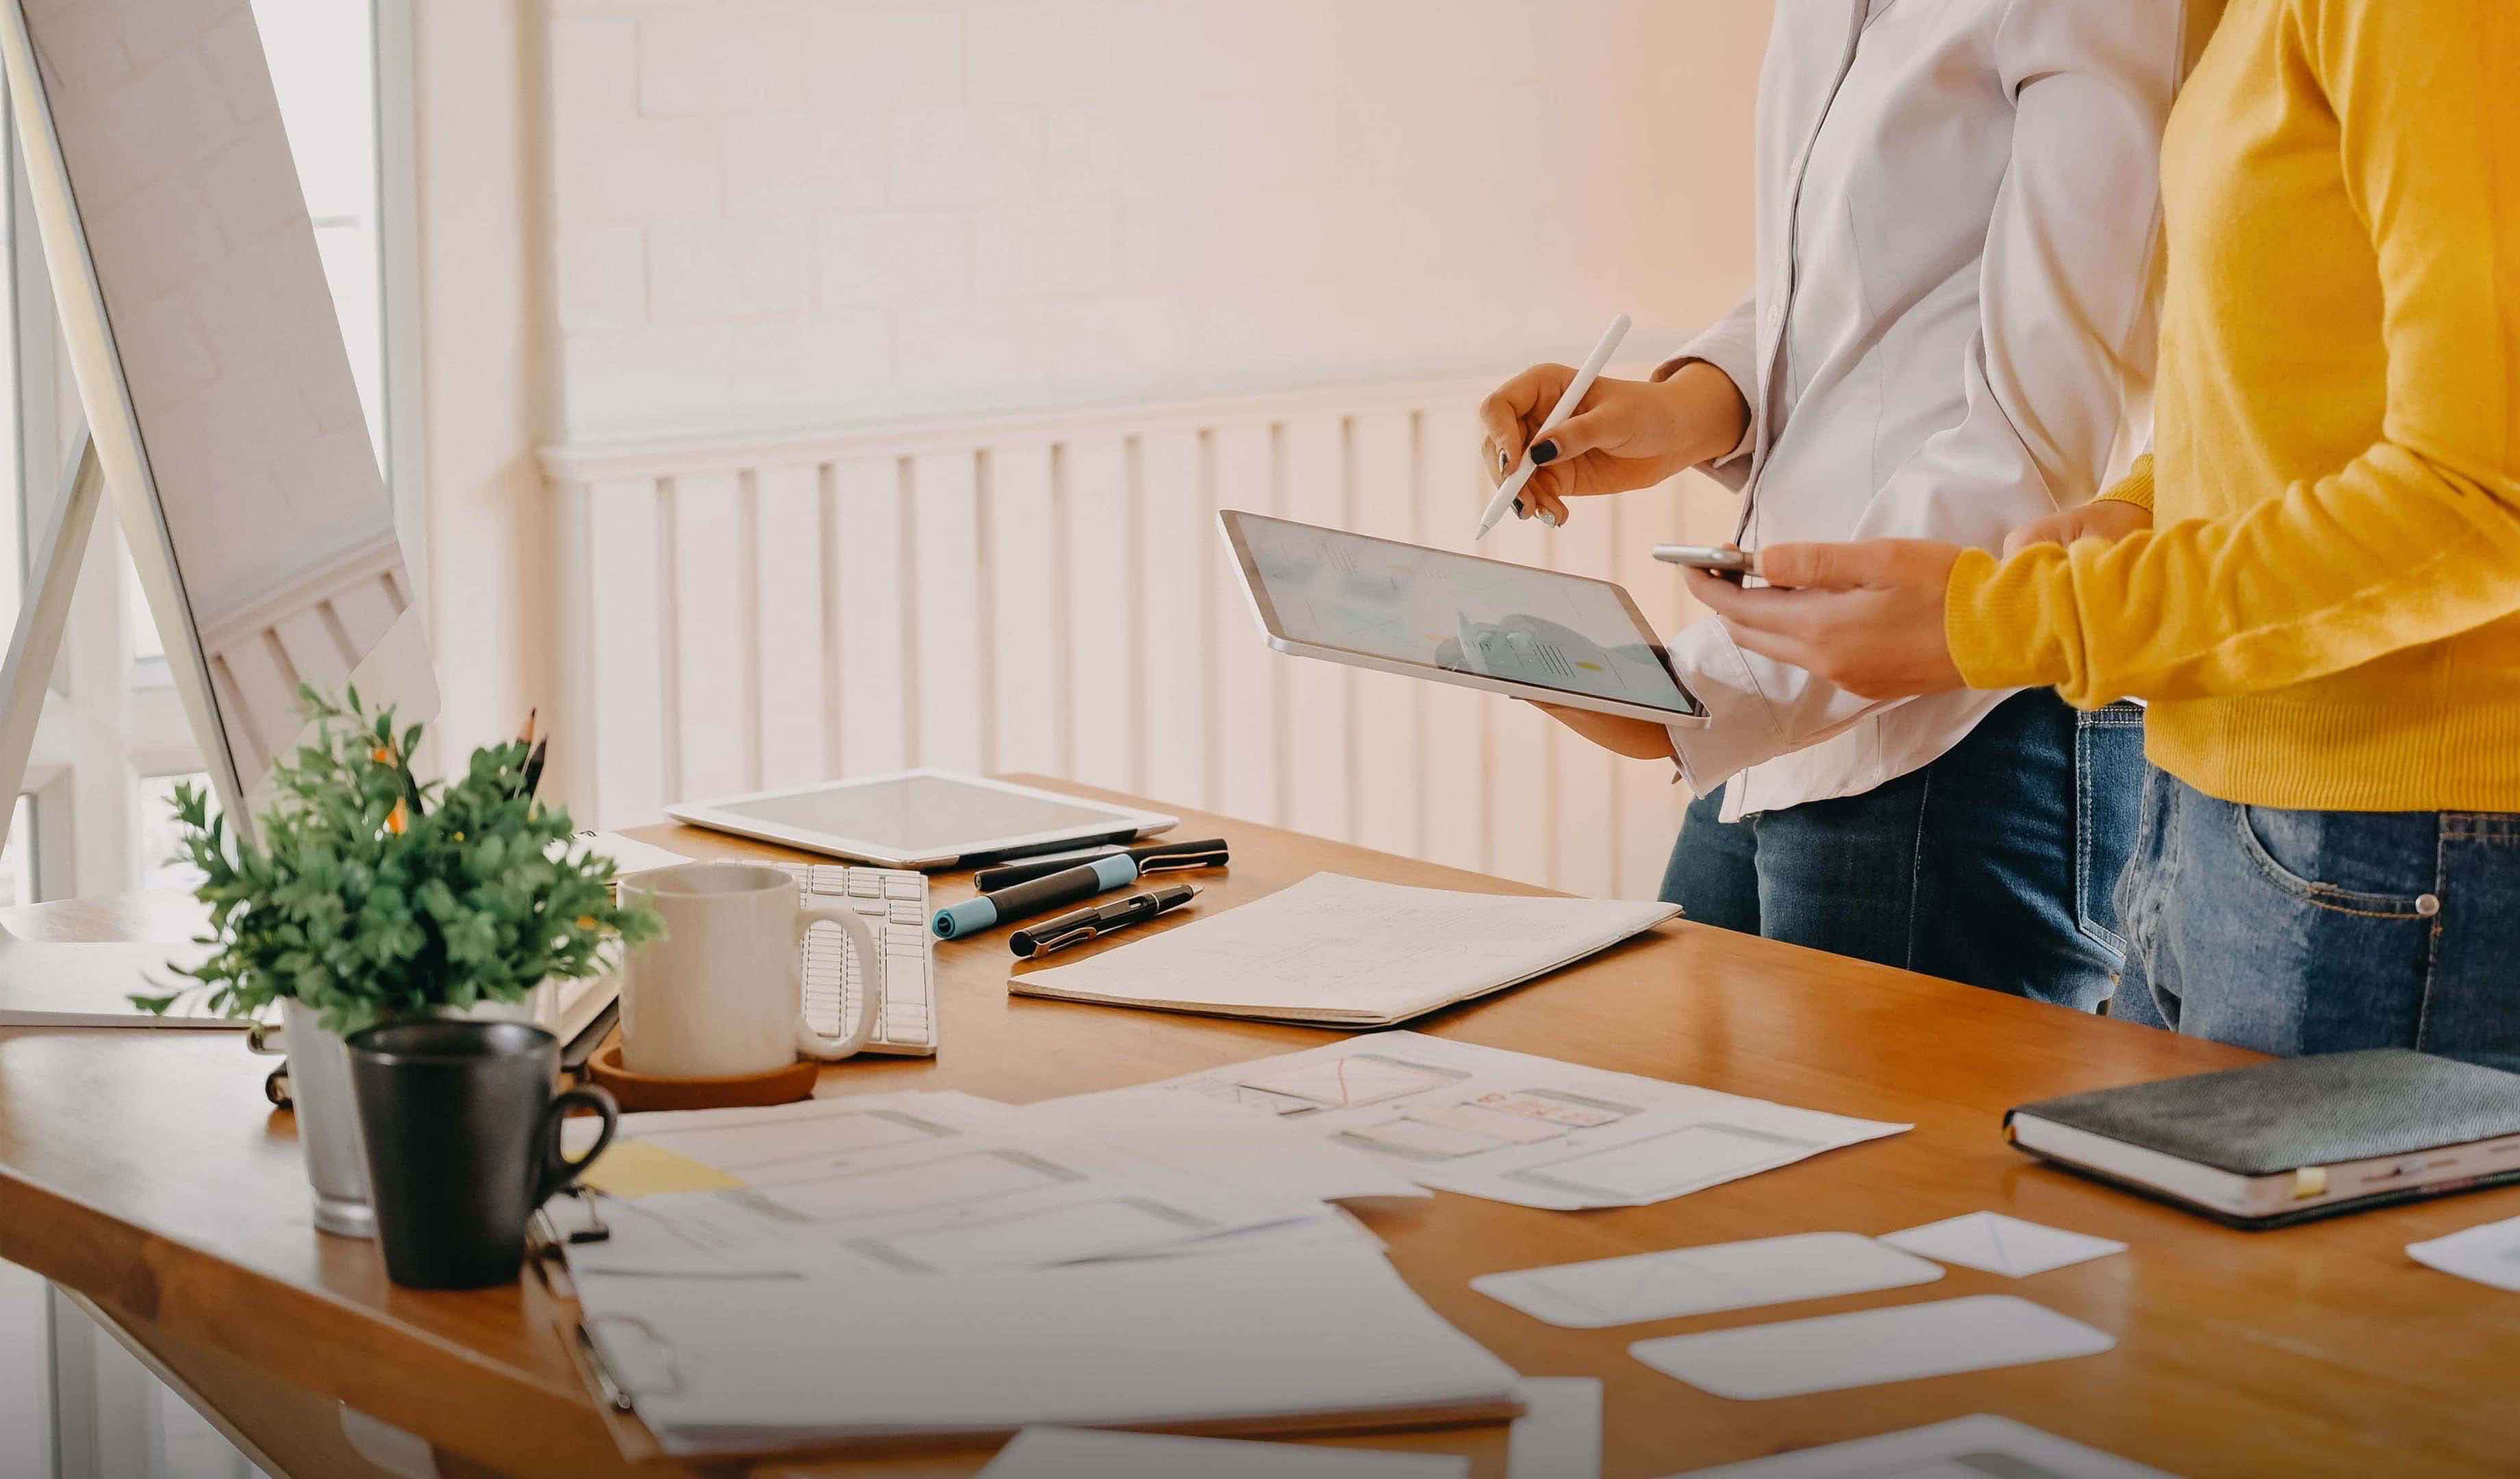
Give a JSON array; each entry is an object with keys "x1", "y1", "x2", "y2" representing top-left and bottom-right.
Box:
[{"x1": 3, "y1": 780, "x2": 2516, "y2": 1478}]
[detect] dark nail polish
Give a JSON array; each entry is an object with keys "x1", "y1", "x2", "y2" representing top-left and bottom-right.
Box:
[{"x1": 1530, "y1": 440, "x2": 1559, "y2": 465}]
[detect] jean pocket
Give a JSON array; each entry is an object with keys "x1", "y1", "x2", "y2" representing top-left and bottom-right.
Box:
[
  {"x1": 2231, "y1": 803, "x2": 2432, "y2": 918},
  {"x1": 2073, "y1": 703, "x2": 2145, "y2": 955}
]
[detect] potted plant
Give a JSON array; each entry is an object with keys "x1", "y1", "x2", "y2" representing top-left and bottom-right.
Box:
[{"x1": 138, "y1": 686, "x2": 662, "y2": 1238}]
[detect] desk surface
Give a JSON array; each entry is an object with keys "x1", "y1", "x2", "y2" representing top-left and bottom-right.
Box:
[{"x1": 3, "y1": 779, "x2": 2516, "y2": 1478}]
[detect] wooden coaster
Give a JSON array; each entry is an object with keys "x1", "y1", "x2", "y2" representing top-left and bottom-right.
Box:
[{"x1": 585, "y1": 1043, "x2": 818, "y2": 1111}]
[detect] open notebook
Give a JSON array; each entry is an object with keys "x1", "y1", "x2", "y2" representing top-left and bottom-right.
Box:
[{"x1": 1009, "y1": 872, "x2": 1678, "y2": 1027}]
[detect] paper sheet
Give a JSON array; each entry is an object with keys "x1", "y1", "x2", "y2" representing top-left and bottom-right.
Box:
[
  {"x1": 1628, "y1": 1295, "x2": 2115, "y2": 1400},
  {"x1": 1880, "y1": 1213, "x2": 2127, "y2": 1278},
  {"x1": 575, "y1": 1246, "x2": 1522, "y2": 1451},
  {"x1": 978, "y1": 1427, "x2": 1467, "y2": 1478},
  {"x1": 2408, "y1": 1214, "x2": 2520, "y2": 1291},
  {"x1": 1659, "y1": 1414, "x2": 2178, "y2": 1478},
  {"x1": 1155, "y1": 1033, "x2": 1908, "y2": 1211},
  {"x1": 1473, "y1": 1232, "x2": 1943, "y2": 1329},
  {"x1": 1011, "y1": 872, "x2": 1676, "y2": 1025},
  {"x1": 579, "y1": 1141, "x2": 746, "y2": 1200},
  {"x1": 570, "y1": 829, "x2": 694, "y2": 876},
  {"x1": 565, "y1": 1090, "x2": 1326, "y2": 1280},
  {"x1": 1507, "y1": 1378, "x2": 1602, "y2": 1478}
]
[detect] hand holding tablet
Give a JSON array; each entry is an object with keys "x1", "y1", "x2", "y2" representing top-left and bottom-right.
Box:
[{"x1": 1218, "y1": 511, "x2": 1707, "y2": 726}]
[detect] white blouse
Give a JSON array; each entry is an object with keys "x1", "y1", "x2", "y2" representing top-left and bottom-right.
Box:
[{"x1": 1659, "y1": 0, "x2": 2191, "y2": 821}]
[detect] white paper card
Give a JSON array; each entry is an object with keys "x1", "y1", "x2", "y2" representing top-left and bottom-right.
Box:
[
  {"x1": 2408, "y1": 1214, "x2": 2520, "y2": 1292},
  {"x1": 979, "y1": 1426, "x2": 1467, "y2": 1478},
  {"x1": 1880, "y1": 1213, "x2": 2127, "y2": 1278},
  {"x1": 1507, "y1": 1378, "x2": 1602, "y2": 1479},
  {"x1": 1474, "y1": 1232, "x2": 1944, "y2": 1329},
  {"x1": 1628, "y1": 1295, "x2": 2115, "y2": 1400},
  {"x1": 1659, "y1": 1414, "x2": 2178, "y2": 1478}
]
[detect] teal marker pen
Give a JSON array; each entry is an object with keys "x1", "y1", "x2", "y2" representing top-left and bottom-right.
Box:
[{"x1": 931, "y1": 854, "x2": 1140, "y2": 939}]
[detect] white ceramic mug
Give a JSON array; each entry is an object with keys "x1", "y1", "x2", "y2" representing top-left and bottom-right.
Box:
[{"x1": 616, "y1": 862, "x2": 884, "y2": 1078}]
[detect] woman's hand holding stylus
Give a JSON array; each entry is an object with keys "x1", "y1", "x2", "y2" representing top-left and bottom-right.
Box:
[{"x1": 1476, "y1": 360, "x2": 1748, "y2": 527}]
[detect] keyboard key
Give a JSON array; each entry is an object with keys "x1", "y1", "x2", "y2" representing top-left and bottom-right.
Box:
[
  {"x1": 889, "y1": 902, "x2": 922, "y2": 925},
  {"x1": 848, "y1": 875, "x2": 882, "y2": 898},
  {"x1": 883, "y1": 877, "x2": 922, "y2": 900}
]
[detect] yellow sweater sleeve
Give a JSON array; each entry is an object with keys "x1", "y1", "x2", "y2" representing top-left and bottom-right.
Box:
[
  {"x1": 2093, "y1": 455, "x2": 2154, "y2": 512},
  {"x1": 1948, "y1": 0, "x2": 2520, "y2": 705}
]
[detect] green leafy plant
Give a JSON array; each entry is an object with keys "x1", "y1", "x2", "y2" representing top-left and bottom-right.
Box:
[{"x1": 136, "y1": 686, "x2": 664, "y2": 1035}]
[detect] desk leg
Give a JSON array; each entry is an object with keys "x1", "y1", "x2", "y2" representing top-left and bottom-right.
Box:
[{"x1": 62, "y1": 1292, "x2": 514, "y2": 1479}]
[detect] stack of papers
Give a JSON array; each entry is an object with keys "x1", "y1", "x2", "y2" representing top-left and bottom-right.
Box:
[
  {"x1": 1009, "y1": 872, "x2": 1678, "y2": 1026},
  {"x1": 561, "y1": 1086, "x2": 1511, "y2": 1456},
  {"x1": 1146, "y1": 1033, "x2": 1908, "y2": 1210}
]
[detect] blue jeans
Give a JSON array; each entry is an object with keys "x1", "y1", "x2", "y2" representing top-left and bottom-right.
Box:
[
  {"x1": 2116, "y1": 767, "x2": 2520, "y2": 1072},
  {"x1": 1661, "y1": 690, "x2": 2145, "y2": 1011}
]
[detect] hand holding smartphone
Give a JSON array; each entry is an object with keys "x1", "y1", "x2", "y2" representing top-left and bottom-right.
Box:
[{"x1": 1652, "y1": 544, "x2": 1754, "y2": 583}]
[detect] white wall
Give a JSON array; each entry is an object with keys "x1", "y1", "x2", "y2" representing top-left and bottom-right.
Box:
[{"x1": 542, "y1": 0, "x2": 1769, "y2": 442}]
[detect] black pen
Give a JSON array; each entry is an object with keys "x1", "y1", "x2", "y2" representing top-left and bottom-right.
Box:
[
  {"x1": 972, "y1": 838, "x2": 1229, "y2": 893},
  {"x1": 1011, "y1": 885, "x2": 1200, "y2": 959}
]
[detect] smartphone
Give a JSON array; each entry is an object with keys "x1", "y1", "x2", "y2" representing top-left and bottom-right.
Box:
[{"x1": 1652, "y1": 543, "x2": 1753, "y2": 583}]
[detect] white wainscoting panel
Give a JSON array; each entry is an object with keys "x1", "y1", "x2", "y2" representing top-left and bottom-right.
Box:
[{"x1": 543, "y1": 376, "x2": 1727, "y2": 899}]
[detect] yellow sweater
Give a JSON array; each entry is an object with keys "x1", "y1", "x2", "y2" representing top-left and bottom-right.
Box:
[{"x1": 1943, "y1": 0, "x2": 2520, "y2": 811}]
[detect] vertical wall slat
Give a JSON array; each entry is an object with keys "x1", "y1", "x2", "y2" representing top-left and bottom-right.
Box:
[
  {"x1": 1417, "y1": 404, "x2": 1491, "y2": 874},
  {"x1": 585, "y1": 476, "x2": 666, "y2": 826},
  {"x1": 1061, "y1": 435, "x2": 1137, "y2": 792},
  {"x1": 1548, "y1": 498, "x2": 1621, "y2": 900},
  {"x1": 1279, "y1": 414, "x2": 1351, "y2": 841},
  {"x1": 755, "y1": 462, "x2": 829, "y2": 789},
  {"x1": 1209, "y1": 420, "x2": 1280, "y2": 826},
  {"x1": 986, "y1": 441, "x2": 1062, "y2": 778},
  {"x1": 911, "y1": 451, "x2": 985, "y2": 772},
  {"x1": 1348, "y1": 409, "x2": 1422, "y2": 859},
  {"x1": 1138, "y1": 426, "x2": 1209, "y2": 810},
  {"x1": 671, "y1": 470, "x2": 751, "y2": 801},
  {"x1": 833, "y1": 457, "x2": 909, "y2": 776}
]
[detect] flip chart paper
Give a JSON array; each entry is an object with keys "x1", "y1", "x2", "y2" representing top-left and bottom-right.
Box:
[
  {"x1": 1880, "y1": 1212, "x2": 2127, "y2": 1278},
  {"x1": 1628, "y1": 1295, "x2": 2115, "y2": 1400},
  {"x1": 1659, "y1": 1414, "x2": 2179, "y2": 1478},
  {"x1": 1473, "y1": 1232, "x2": 1944, "y2": 1329}
]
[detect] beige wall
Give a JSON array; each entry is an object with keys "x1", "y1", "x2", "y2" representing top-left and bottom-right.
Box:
[
  {"x1": 540, "y1": 0, "x2": 1772, "y2": 440},
  {"x1": 419, "y1": 1, "x2": 1778, "y2": 846}
]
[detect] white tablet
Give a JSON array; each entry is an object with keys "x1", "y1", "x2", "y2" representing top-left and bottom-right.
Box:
[
  {"x1": 666, "y1": 770, "x2": 1178, "y2": 870},
  {"x1": 1220, "y1": 511, "x2": 1708, "y2": 725}
]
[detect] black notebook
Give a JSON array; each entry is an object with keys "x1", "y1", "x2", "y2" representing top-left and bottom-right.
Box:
[{"x1": 2006, "y1": 1049, "x2": 2520, "y2": 1228}]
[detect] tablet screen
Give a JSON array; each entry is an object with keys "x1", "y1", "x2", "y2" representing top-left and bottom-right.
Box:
[
  {"x1": 1230, "y1": 514, "x2": 1700, "y2": 718},
  {"x1": 714, "y1": 776, "x2": 1135, "y2": 853}
]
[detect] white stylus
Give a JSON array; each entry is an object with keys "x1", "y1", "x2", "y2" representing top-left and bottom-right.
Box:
[{"x1": 1475, "y1": 312, "x2": 1632, "y2": 540}]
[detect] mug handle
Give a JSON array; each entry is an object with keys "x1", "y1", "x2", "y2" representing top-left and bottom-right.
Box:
[
  {"x1": 794, "y1": 900, "x2": 885, "y2": 1061},
  {"x1": 536, "y1": 1085, "x2": 619, "y2": 1207}
]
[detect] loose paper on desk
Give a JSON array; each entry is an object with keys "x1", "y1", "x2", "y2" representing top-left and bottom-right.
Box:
[
  {"x1": 1507, "y1": 1378, "x2": 1602, "y2": 1479},
  {"x1": 573, "y1": 1246, "x2": 1522, "y2": 1453},
  {"x1": 1661, "y1": 1415, "x2": 2179, "y2": 1479},
  {"x1": 978, "y1": 1427, "x2": 1467, "y2": 1478},
  {"x1": 1629, "y1": 1295, "x2": 2114, "y2": 1400},
  {"x1": 1149, "y1": 1032, "x2": 1908, "y2": 1211},
  {"x1": 567, "y1": 1089, "x2": 1403, "y2": 1280},
  {"x1": 1009, "y1": 872, "x2": 1677, "y2": 1026},
  {"x1": 1474, "y1": 1232, "x2": 1943, "y2": 1328},
  {"x1": 2407, "y1": 1213, "x2": 2520, "y2": 1292},
  {"x1": 1880, "y1": 1211, "x2": 2126, "y2": 1278}
]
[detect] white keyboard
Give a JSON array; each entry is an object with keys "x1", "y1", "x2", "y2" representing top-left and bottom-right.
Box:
[{"x1": 775, "y1": 862, "x2": 937, "y2": 1057}]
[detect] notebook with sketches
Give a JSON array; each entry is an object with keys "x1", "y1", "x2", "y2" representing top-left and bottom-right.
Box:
[{"x1": 1009, "y1": 872, "x2": 1678, "y2": 1026}]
